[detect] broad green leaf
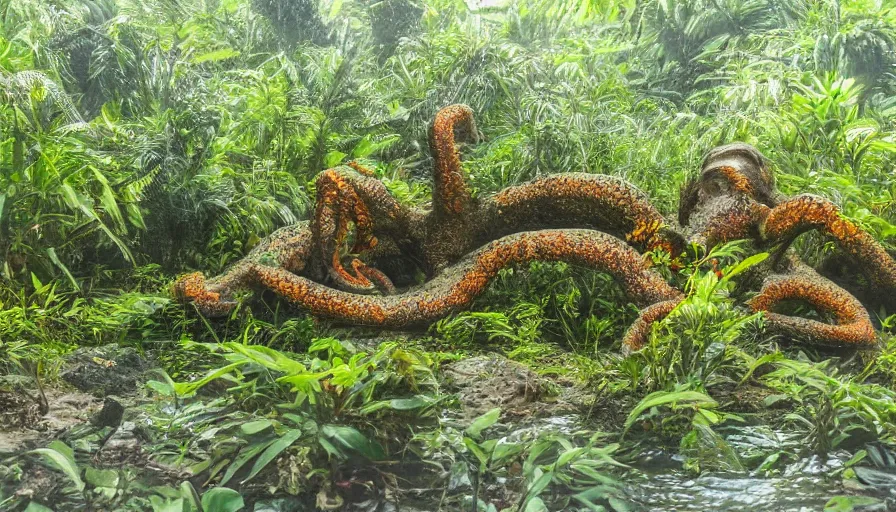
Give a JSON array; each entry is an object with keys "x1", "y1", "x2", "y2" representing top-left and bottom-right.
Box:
[
  {"x1": 327, "y1": 0, "x2": 344, "y2": 19},
  {"x1": 174, "y1": 362, "x2": 243, "y2": 396},
  {"x1": 200, "y1": 487, "x2": 245, "y2": 512},
  {"x1": 29, "y1": 446, "x2": 84, "y2": 491},
  {"x1": 146, "y1": 380, "x2": 175, "y2": 397},
  {"x1": 31, "y1": 272, "x2": 43, "y2": 290},
  {"x1": 192, "y1": 48, "x2": 240, "y2": 64},
  {"x1": 824, "y1": 495, "x2": 883, "y2": 512},
  {"x1": 623, "y1": 390, "x2": 717, "y2": 436},
  {"x1": 24, "y1": 503, "x2": 55, "y2": 512},
  {"x1": 465, "y1": 407, "x2": 501, "y2": 439},
  {"x1": 523, "y1": 496, "x2": 549, "y2": 512},
  {"x1": 147, "y1": 496, "x2": 187, "y2": 512},
  {"x1": 91, "y1": 167, "x2": 125, "y2": 232},
  {"x1": 224, "y1": 343, "x2": 307, "y2": 375},
  {"x1": 46, "y1": 247, "x2": 80, "y2": 291},
  {"x1": 84, "y1": 467, "x2": 119, "y2": 488},
  {"x1": 324, "y1": 151, "x2": 347, "y2": 168},
  {"x1": 351, "y1": 134, "x2": 400, "y2": 158},
  {"x1": 522, "y1": 470, "x2": 553, "y2": 508},
  {"x1": 220, "y1": 438, "x2": 276, "y2": 485},
  {"x1": 242, "y1": 428, "x2": 303, "y2": 483},
  {"x1": 463, "y1": 437, "x2": 490, "y2": 469},
  {"x1": 320, "y1": 425, "x2": 384, "y2": 460},
  {"x1": 240, "y1": 420, "x2": 274, "y2": 435},
  {"x1": 721, "y1": 252, "x2": 768, "y2": 282}
]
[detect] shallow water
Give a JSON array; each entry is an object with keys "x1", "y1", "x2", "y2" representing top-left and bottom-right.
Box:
[
  {"x1": 629, "y1": 465, "x2": 843, "y2": 511},
  {"x1": 626, "y1": 437, "x2": 882, "y2": 512}
]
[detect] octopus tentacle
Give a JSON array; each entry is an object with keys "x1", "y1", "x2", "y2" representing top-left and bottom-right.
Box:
[
  {"x1": 621, "y1": 298, "x2": 685, "y2": 353},
  {"x1": 429, "y1": 104, "x2": 477, "y2": 217},
  {"x1": 312, "y1": 167, "x2": 411, "y2": 293},
  {"x1": 748, "y1": 269, "x2": 877, "y2": 347},
  {"x1": 250, "y1": 229, "x2": 681, "y2": 327},
  {"x1": 173, "y1": 223, "x2": 315, "y2": 317},
  {"x1": 314, "y1": 169, "x2": 372, "y2": 291},
  {"x1": 480, "y1": 173, "x2": 684, "y2": 255},
  {"x1": 172, "y1": 272, "x2": 237, "y2": 318},
  {"x1": 761, "y1": 194, "x2": 896, "y2": 293}
]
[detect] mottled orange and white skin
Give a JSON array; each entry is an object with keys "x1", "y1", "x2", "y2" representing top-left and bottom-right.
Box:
[
  {"x1": 173, "y1": 105, "x2": 684, "y2": 323},
  {"x1": 762, "y1": 194, "x2": 896, "y2": 293},
  {"x1": 282, "y1": 104, "x2": 680, "y2": 285},
  {"x1": 481, "y1": 173, "x2": 683, "y2": 255},
  {"x1": 311, "y1": 167, "x2": 414, "y2": 293},
  {"x1": 621, "y1": 298, "x2": 685, "y2": 352},
  {"x1": 172, "y1": 222, "x2": 315, "y2": 316}
]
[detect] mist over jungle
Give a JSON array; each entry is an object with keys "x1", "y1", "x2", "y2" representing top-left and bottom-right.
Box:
[{"x1": 2, "y1": 1, "x2": 896, "y2": 511}]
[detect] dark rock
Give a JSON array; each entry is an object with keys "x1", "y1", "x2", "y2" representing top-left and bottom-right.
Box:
[
  {"x1": 0, "y1": 389, "x2": 43, "y2": 431},
  {"x1": 92, "y1": 396, "x2": 125, "y2": 428},
  {"x1": 61, "y1": 344, "x2": 150, "y2": 397}
]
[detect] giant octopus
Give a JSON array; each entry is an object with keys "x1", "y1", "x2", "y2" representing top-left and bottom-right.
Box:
[{"x1": 173, "y1": 105, "x2": 896, "y2": 351}]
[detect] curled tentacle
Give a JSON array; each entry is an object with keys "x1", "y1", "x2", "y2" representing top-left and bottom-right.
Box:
[
  {"x1": 420, "y1": 105, "x2": 480, "y2": 274},
  {"x1": 313, "y1": 167, "x2": 410, "y2": 293},
  {"x1": 430, "y1": 104, "x2": 477, "y2": 217},
  {"x1": 761, "y1": 194, "x2": 896, "y2": 294},
  {"x1": 748, "y1": 270, "x2": 877, "y2": 347},
  {"x1": 250, "y1": 229, "x2": 680, "y2": 327},
  {"x1": 621, "y1": 298, "x2": 685, "y2": 353},
  {"x1": 173, "y1": 223, "x2": 315, "y2": 317},
  {"x1": 172, "y1": 272, "x2": 238, "y2": 317}
]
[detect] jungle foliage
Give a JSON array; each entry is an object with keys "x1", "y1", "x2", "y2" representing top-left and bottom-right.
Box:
[{"x1": 2, "y1": 0, "x2": 896, "y2": 511}]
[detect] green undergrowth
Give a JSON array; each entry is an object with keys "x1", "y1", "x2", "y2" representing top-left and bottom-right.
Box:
[
  {"x1": 3, "y1": 0, "x2": 896, "y2": 510},
  {"x1": 3, "y1": 244, "x2": 896, "y2": 510}
]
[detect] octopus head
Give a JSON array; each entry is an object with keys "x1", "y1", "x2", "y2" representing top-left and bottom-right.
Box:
[{"x1": 678, "y1": 143, "x2": 778, "y2": 249}]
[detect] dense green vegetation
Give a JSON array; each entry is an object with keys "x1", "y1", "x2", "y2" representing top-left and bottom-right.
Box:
[{"x1": 2, "y1": 0, "x2": 896, "y2": 510}]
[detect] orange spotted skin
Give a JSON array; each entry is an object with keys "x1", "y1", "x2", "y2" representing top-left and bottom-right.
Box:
[
  {"x1": 172, "y1": 272, "x2": 233, "y2": 317},
  {"x1": 311, "y1": 166, "x2": 415, "y2": 293},
  {"x1": 483, "y1": 173, "x2": 681, "y2": 255},
  {"x1": 717, "y1": 166, "x2": 754, "y2": 195},
  {"x1": 175, "y1": 105, "x2": 685, "y2": 314},
  {"x1": 173, "y1": 222, "x2": 314, "y2": 316},
  {"x1": 676, "y1": 143, "x2": 894, "y2": 347},
  {"x1": 306, "y1": 106, "x2": 681, "y2": 279},
  {"x1": 251, "y1": 230, "x2": 681, "y2": 326},
  {"x1": 748, "y1": 268, "x2": 877, "y2": 346},
  {"x1": 430, "y1": 104, "x2": 477, "y2": 217},
  {"x1": 622, "y1": 298, "x2": 684, "y2": 352},
  {"x1": 314, "y1": 169, "x2": 386, "y2": 292},
  {"x1": 172, "y1": 116, "x2": 894, "y2": 350},
  {"x1": 762, "y1": 194, "x2": 896, "y2": 293}
]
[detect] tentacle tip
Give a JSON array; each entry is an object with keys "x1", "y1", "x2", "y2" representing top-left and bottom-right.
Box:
[
  {"x1": 171, "y1": 272, "x2": 210, "y2": 302},
  {"x1": 172, "y1": 271, "x2": 237, "y2": 317}
]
